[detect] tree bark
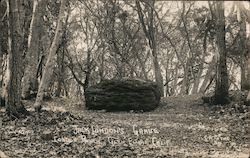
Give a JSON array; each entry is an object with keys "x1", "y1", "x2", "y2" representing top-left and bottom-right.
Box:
[
  {"x1": 84, "y1": 50, "x2": 91, "y2": 92},
  {"x1": 245, "y1": 3, "x2": 250, "y2": 105},
  {"x1": 246, "y1": 55, "x2": 250, "y2": 105},
  {"x1": 199, "y1": 56, "x2": 216, "y2": 94},
  {"x1": 22, "y1": 0, "x2": 47, "y2": 99},
  {"x1": 172, "y1": 66, "x2": 179, "y2": 95},
  {"x1": 55, "y1": 46, "x2": 65, "y2": 97},
  {"x1": 192, "y1": 65, "x2": 203, "y2": 94},
  {"x1": 34, "y1": 0, "x2": 66, "y2": 111},
  {"x1": 55, "y1": 28, "x2": 68, "y2": 97},
  {"x1": 214, "y1": 1, "x2": 230, "y2": 104},
  {"x1": 165, "y1": 67, "x2": 170, "y2": 97},
  {"x1": 192, "y1": 56, "x2": 206, "y2": 94},
  {"x1": 4, "y1": 0, "x2": 28, "y2": 117},
  {"x1": 180, "y1": 58, "x2": 191, "y2": 95}
]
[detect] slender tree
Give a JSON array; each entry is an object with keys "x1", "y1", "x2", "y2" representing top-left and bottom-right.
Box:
[
  {"x1": 22, "y1": 0, "x2": 47, "y2": 99},
  {"x1": 34, "y1": 0, "x2": 67, "y2": 111}
]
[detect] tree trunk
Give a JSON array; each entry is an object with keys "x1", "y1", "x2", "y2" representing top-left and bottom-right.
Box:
[
  {"x1": 240, "y1": 57, "x2": 248, "y2": 90},
  {"x1": 214, "y1": 1, "x2": 230, "y2": 104},
  {"x1": 149, "y1": 0, "x2": 164, "y2": 97},
  {"x1": 165, "y1": 67, "x2": 169, "y2": 97},
  {"x1": 34, "y1": 0, "x2": 66, "y2": 111},
  {"x1": 192, "y1": 67, "x2": 202, "y2": 94},
  {"x1": 152, "y1": 44, "x2": 164, "y2": 97},
  {"x1": 55, "y1": 30, "x2": 67, "y2": 97},
  {"x1": 55, "y1": 47, "x2": 64, "y2": 97},
  {"x1": 245, "y1": 3, "x2": 250, "y2": 105},
  {"x1": 172, "y1": 66, "x2": 178, "y2": 95},
  {"x1": 98, "y1": 50, "x2": 105, "y2": 81},
  {"x1": 192, "y1": 57, "x2": 205, "y2": 94},
  {"x1": 246, "y1": 56, "x2": 250, "y2": 105},
  {"x1": 4, "y1": 0, "x2": 28, "y2": 117},
  {"x1": 180, "y1": 58, "x2": 191, "y2": 95},
  {"x1": 0, "y1": 3, "x2": 7, "y2": 85},
  {"x1": 137, "y1": 54, "x2": 148, "y2": 80},
  {"x1": 199, "y1": 56, "x2": 216, "y2": 93},
  {"x1": 136, "y1": 0, "x2": 164, "y2": 97},
  {"x1": 22, "y1": 0, "x2": 47, "y2": 99},
  {"x1": 84, "y1": 50, "x2": 91, "y2": 92},
  {"x1": 151, "y1": 46, "x2": 164, "y2": 97}
]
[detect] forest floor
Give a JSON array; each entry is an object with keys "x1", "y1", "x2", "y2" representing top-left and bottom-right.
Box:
[{"x1": 0, "y1": 94, "x2": 249, "y2": 158}]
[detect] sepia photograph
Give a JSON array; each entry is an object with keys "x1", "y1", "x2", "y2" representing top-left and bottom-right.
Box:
[{"x1": 0, "y1": 0, "x2": 249, "y2": 157}]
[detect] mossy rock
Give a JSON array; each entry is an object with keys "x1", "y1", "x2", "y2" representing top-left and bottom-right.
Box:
[{"x1": 85, "y1": 78, "x2": 160, "y2": 111}]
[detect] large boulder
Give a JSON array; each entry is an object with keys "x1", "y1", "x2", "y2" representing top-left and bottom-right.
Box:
[{"x1": 85, "y1": 78, "x2": 160, "y2": 111}]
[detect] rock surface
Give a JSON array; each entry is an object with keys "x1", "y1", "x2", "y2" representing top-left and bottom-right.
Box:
[{"x1": 85, "y1": 78, "x2": 160, "y2": 111}]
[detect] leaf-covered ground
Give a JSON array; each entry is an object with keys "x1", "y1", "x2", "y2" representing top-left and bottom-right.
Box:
[{"x1": 0, "y1": 95, "x2": 249, "y2": 158}]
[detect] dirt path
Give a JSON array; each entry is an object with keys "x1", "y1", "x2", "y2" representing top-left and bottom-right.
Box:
[{"x1": 0, "y1": 95, "x2": 249, "y2": 158}]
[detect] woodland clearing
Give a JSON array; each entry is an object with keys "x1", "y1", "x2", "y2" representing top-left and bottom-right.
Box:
[{"x1": 0, "y1": 95, "x2": 249, "y2": 158}]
